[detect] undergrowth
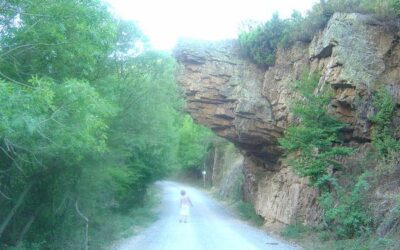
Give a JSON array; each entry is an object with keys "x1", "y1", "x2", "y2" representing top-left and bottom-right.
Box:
[
  {"x1": 99, "y1": 184, "x2": 161, "y2": 249},
  {"x1": 234, "y1": 201, "x2": 264, "y2": 226},
  {"x1": 281, "y1": 221, "x2": 310, "y2": 239},
  {"x1": 6, "y1": 184, "x2": 161, "y2": 250},
  {"x1": 212, "y1": 165, "x2": 263, "y2": 227},
  {"x1": 281, "y1": 223, "x2": 400, "y2": 250},
  {"x1": 278, "y1": 73, "x2": 400, "y2": 248}
]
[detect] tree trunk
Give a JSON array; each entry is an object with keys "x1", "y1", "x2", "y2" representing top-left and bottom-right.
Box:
[
  {"x1": 15, "y1": 205, "x2": 42, "y2": 247},
  {"x1": 75, "y1": 200, "x2": 89, "y2": 250},
  {"x1": 0, "y1": 181, "x2": 34, "y2": 239}
]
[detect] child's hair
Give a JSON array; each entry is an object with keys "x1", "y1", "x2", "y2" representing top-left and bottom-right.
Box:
[{"x1": 180, "y1": 190, "x2": 186, "y2": 196}]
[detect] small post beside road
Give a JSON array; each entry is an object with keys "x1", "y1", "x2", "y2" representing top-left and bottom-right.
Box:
[{"x1": 202, "y1": 170, "x2": 206, "y2": 188}]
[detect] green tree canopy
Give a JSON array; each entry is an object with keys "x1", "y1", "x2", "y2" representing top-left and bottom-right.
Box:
[{"x1": 0, "y1": 1, "x2": 213, "y2": 248}]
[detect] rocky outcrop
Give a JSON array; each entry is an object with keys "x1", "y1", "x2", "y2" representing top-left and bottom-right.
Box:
[
  {"x1": 174, "y1": 13, "x2": 400, "y2": 226},
  {"x1": 208, "y1": 140, "x2": 244, "y2": 200},
  {"x1": 310, "y1": 13, "x2": 400, "y2": 141},
  {"x1": 255, "y1": 168, "x2": 320, "y2": 225},
  {"x1": 174, "y1": 40, "x2": 283, "y2": 164}
]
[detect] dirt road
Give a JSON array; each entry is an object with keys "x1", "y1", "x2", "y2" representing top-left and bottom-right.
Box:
[{"x1": 113, "y1": 181, "x2": 298, "y2": 250}]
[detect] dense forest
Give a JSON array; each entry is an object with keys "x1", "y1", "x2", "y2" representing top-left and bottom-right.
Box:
[{"x1": 0, "y1": 0, "x2": 212, "y2": 249}]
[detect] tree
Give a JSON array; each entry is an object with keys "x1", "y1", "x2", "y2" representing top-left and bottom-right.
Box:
[
  {"x1": 0, "y1": 0, "x2": 118, "y2": 82},
  {"x1": 278, "y1": 73, "x2": 353, "y2": 189},
  {"x1": 0, "y1": 1, "x2": 185, "y2": 248},
  {"x1": 177, "y1": 115, "x2": 213, "y2": 170}
]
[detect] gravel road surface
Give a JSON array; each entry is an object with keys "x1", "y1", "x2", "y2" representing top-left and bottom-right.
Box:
[{"x1": 113, "y1": 181, "x2": 299, "y2": 250}]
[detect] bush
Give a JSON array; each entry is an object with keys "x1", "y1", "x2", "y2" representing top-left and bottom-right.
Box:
[
  {"x1": 374, "y1": 0, "x2": 400, "y2": 17},
  {"x1": 238, "y1": 0, "x2": 400, "y2": 67},
  {"x1": 371, "y1": 86, "x2": 400, "y2": 161},
  {"x1": 279, "y1": 72, "x2": 374, "y2": 239},
  {"x1": 235, "y1": 201, "x2": 264, "y2": 226},
  {"x1": 239, "y1": 13, "x2": 289, "y2": 66},
  {"x1": 278, "y1": 73, "x2": 353, "y2": 189},
  {"x1": 319, "y1": 173, "x2": 372, "y2": 239},
  {"x1": 281, "y1": 222, "x2": 309, "y2": 239}
]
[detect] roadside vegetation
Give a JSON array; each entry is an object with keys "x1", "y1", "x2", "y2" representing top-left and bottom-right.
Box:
[
  {"x1": 0, "y1": 0, "x2": 211, "y2": 249},
  {"x1": 215, "y1": 176, "x2": 264, "y2": 228},
  {"x1": 205, "y1": 141, "x2": 264, "y2": 227}
]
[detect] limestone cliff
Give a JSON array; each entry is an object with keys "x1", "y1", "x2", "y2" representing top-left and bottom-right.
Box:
[{"x1": 174, "y1": 13, "x2": 400, "y2": 226}]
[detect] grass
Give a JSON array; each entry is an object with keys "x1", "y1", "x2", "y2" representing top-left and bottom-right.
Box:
[
  {"x1": 309, "y1": 235, "x2": 400, "y2": 250},
  {"x1": 281, "y1": 222, "x2": 310, "y2": 239},
  {"x1": 234, "y1": 201, "x2": 264, "y2": 226},
  {"x1": 100, "y1": 184, "x2": 163, "y2": 249},
  {"x1": 5, "y1": 186, "x2": 163, "y2": 250},
  {"x1": 279, "y1": 223, "x2": 400, "y2": 250},
  {"x1": 116, "y1": 185, "x2": 162, "y2": 238},
  {"x1": 211, "y1": 188, "x2": 265, "y2": 227}
]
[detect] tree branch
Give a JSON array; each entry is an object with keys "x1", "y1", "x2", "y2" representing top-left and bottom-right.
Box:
[
  {"x1": 75, "y1": 199, "x2": 89, "y2": 250},
  {"x1": 0, "y1": 189, "x2": 11, "y2": 200}
]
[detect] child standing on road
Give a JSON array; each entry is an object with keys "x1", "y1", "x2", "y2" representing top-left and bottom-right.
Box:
[{"x1": 179, "y1": 190, "x2": 193, "y2": 223}]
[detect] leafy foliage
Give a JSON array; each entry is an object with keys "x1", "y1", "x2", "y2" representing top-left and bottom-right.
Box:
[
  {"x1": 0, "y1": 0, "x2": 122, "y2": 82},
  {"x1": 238, "y1": 0, "x2": 400, "y2": 66},
  {"x1": 281, "y1": 221, "x2": 309, "y2": 239},
  {"x1": 177, "y1": 115, "x2": 213, "y2": 170},
  {"x1": 238, "y1": 13, "x2": 289, "y2": 66},
  {"x1": 0, "y1": 1, "x2": 211, "y2": 249},
  {"x1": 0, "y1": 77, "x2": 112, "y2": 248},
  {"x1": 370, "y1": 86, "x2": 400, "y2": 160},
  {"x1": 278, "y1": 73, "x2": 353, "y2": 189},
  {"x1": 279, "y1": 72, "x2": 374, "y2": 240},
  {"x1": 319, "y1": 173, "x2": 372, "y2": 238}
]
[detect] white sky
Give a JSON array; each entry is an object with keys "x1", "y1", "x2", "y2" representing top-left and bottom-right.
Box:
[{"x1": 105, "y1": 0, "x2": 319, "y2": 51}]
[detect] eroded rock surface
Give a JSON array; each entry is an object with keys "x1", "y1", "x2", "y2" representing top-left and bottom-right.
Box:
[
  {"x1": 310, "y1": 13, "x2": 400, "y2": 141},
  {"x1": 174, "y1": 13, "x2": 400, "y2": 226},
  {"x1": 175, "y1": 40, "x2": 283, "y2": 164}
]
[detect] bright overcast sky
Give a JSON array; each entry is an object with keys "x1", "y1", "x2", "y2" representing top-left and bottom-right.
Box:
[{"x1": 105, "y1": 0, "x2": 318, "y2": 50}]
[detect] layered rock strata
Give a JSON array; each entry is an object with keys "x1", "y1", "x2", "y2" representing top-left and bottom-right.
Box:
[
  {"x1": 174, "y1": 40, "x2": 283, "y2": 164},
  {"x1": 174, "y1": 13, "x2": 400, "y2": 225}
]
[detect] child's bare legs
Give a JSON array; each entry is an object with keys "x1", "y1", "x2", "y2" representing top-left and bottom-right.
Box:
[{"x1": 179, "y1": 215, "x2": 187, "y2": 223}]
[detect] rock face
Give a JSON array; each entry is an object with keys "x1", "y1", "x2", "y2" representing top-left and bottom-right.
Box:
[
  {"x1": 174, "y1": 13, "x2": 400, "y2": 226},
  {"x1": 310, "y1": 13, "x2": 400, "y2": 141},
  {"x1": 174, "y1": 40, "x2": 283, "y2": 164},
  {"x1": 208, "y1": 141, "x2": 244, "y2": 200}
]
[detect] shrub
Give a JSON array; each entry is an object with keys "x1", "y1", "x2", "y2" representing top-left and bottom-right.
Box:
[
  {"x1": 319, "y1": 173, "x2": 372, "y2": 239},
  {"x1": 239, "y1": 13, "x2": 289, "y2": 66},
  {"x1": 279, "y1": 72, "x2": 373, "y2": 239},
  {"x1": 238, "y1": 0, "x2": 400, "y2": 67},
  {"x1": 235, "y1": 201, "x2": 264, "y2": 226},
  {"x1": 371, "y1": 86, "x2": 400, "y2": 160},
  {"x1": 281, "y1": 222, "x2": 309, "y2": 239},
  {"x1": 279, "y1": 73, "x2": 353, "y2": 189}
]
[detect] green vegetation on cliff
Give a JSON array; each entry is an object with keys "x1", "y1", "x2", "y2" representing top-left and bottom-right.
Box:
[
  {"x1": 371, "y1": 86, "x2": 400, "y2": 162},
  {"x1": 280, "y1": 73, "x2": 400, "y2": 245},
  {"x1": 278, "y1": 73, "x2": 353, "y2": 189},
  {"x1": 279, "y1": 73, "x2": 371, "y2": 239},
  {"x1": 239, "y1": 0, "x2": 400, "y2": 66},
  {"x1": 238, "y1": 0, "x2": 400, "y2": 245}
]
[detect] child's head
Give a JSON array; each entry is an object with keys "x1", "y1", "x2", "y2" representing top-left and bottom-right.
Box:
[{"x1": 180, "y1": 190, "x2": 186, "y2": 196}]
